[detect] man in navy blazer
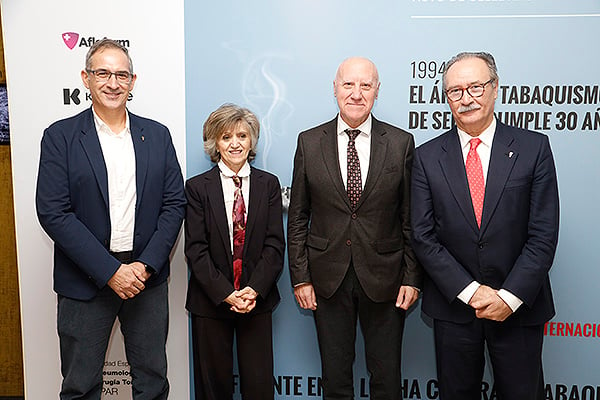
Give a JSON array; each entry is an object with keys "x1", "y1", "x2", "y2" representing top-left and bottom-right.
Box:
[
  {"x1": 36, "y1": 39, "x2": 185, "y2": 399},
  {"x1": 411, "y1": 52, "x2": 559, "y2": 400}
]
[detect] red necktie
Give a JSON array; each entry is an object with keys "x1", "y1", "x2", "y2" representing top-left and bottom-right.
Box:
[
  {"x1": 232, "y1": 176, "x2": 246, "y2": 290},
  {"x1": 466, "y1": 138, "x2": 485, "y2": 228},
  {"x1": 345, "y1": 129, "x2": 362, "y2": 209}
]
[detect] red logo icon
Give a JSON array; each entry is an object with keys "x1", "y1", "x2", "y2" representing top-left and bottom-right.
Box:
[{"x1": 62, "y1": 32, "x2": 79, "y2": 50}]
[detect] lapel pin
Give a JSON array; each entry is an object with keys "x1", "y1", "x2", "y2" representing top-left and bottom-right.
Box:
[
  {"x1": 141, "y1": 135, "x2": 145, "y2": 142},
  {"x1": 508, "y1": 151, "x2": 514, "y2": 158}
]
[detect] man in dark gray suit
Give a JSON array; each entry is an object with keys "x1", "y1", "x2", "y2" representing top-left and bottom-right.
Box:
[{"x1": 287, "y1": 57, "x2": 422, "y2": 400}]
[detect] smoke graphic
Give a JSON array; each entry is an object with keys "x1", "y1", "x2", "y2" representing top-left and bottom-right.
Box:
[{"x1": 223, "y1": 42, "x2": 294, "y2": 170}]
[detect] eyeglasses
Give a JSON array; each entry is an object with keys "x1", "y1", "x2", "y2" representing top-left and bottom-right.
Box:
[
  {"x1": 446, "y1": 79, "x2": 494, "y2": 102},
  {"x1": 86, "y1": 69, "x2": 133, "y2": 84}
]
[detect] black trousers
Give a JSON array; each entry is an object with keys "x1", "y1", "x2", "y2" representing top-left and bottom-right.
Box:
[
  {"x1": 434, "y1": 318, "x2": 545, "y2": 400},
  {"x1": 314, "y1": 264, "x2": 406, "y2": 400},
  {"x1": 191, "y1": 311, "x2": 274, "y2": 400}
]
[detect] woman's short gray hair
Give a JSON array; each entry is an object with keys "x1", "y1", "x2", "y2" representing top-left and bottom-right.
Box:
[{"x1": 203, "y1": 103, "x2": 260, "y2": 163}]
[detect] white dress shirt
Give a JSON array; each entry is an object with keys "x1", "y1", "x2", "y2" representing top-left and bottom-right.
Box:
[
  {"x1": 218, "y1": 160, "x2": 250, "y2": 253},
  {"x1": 93, "y1": 108, "x2": 136, "y2": 252},
  {"x1": 456, "y1": 118, "x2": 523, "y2": 312},
  {"x1": 337, "y1": 114, "x2": 372, "y2": 190}
]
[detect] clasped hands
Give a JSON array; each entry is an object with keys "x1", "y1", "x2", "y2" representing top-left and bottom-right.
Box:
[
  {"x1": 225, "y1": 287, "x2": 258, "y2": 314},
  {"x1": 107, "y1": 262, "x2": 151, "y2": 300},
  {"x1": 469, "y1": 284, "x2": 513, "y2": 322}
]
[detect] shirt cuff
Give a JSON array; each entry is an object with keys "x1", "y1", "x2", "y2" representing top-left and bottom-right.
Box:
[
  {"x1": 497, "y1": 289, "x2": 523, "y2": 312},
  {"x1": 457, "y1": 281, "x2": 480, "y2": 305}
]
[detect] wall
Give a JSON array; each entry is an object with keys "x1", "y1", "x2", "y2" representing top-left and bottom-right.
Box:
[{"x1": 0, "y1": 9, "x2": 23, "y2": 397}]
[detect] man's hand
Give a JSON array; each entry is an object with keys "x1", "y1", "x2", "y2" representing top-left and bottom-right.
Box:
[
  {"x1": 294, "y1": 283, "x2": 317, "y2": 310},
  {"x1": 473, "y1": 295, "x2": 513, "y2": 321},
  {"x1": 396, "y1": 286, "x2": 419, "y2": 310},
  {"x1": 130, "y1": 261, "x2": 152, "y2": 282},
  {"x1": 469, "y1": 285, "x2": 496, "y2": 307},
  {"x1": 470, "y1": 285, "x2": 513, "y2": 322},
  {"x1": 107, "y1": 262, "x2": 147, "y2": 299}
]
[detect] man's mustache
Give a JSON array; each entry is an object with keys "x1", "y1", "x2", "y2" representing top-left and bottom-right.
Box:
[{"x1": 457, "y1": 103, "x2": 481, "y2": 113}]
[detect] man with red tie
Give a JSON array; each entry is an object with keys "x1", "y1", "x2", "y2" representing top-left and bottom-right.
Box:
[{"x1": 411, "y1": 52, "x2": 560, "y2": 400}]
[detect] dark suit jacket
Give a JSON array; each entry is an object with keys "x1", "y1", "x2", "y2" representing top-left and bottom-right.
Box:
[
  {"x1": 411, "y1": 121, "x2": 559, "y2": 326},
  {"x1": 287, "y1": 116, "x2": 422, "y2": 302},
  {"x1": 184, "y1": 166, "x2": 285, "y2": 319},
  {"x1": 36, "y1": 107, "x2": 186, "y2": 301}
]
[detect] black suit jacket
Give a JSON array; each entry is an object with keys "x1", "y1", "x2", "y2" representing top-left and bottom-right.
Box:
[
  {"x1": 185, "y1": 165, "x2": 285, "y2": 318},
  {"x1": 36, "y1": 108, "x2": 186, "y2": 300},
  {"x1": 411, "y1": 121, "x2": 559, "y2": 325},
  {"x1": 287, "y1": 116, "x2": 422, "y2": 302}
]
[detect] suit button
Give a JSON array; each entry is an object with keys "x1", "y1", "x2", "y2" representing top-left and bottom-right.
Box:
[
  {"x1": 346, "y1": 239, "x2": 352, "y2": 246},
  {"x1": 351, "y1": 213, "x2": 357, "y2": 219},
  {"x1": 478, "y1": 243, "x2": 484, "y2": 249}
]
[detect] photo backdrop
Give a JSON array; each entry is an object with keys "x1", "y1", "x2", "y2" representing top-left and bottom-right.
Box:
[
  {"x1": 3, "y1": 0, "x2": 599, "y2": 399},
  {"x1": 184, "y1": 1, "x2": 600, "y2": 399}
]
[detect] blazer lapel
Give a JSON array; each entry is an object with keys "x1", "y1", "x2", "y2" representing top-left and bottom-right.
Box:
[
  {"x1": 205, "y1": 167, "x2": 233, "y2": 264},
  {"x1": 320, "y1": 118, "x2": 350, "y2": 208},
  {"x1": 480, "y1": 123, "x2": 517, "y2": 235},
  {"x1": 79, "y1": 109, "x2": 109, "y2": 208},
  {"x1": 358, "y1": 117, "x2": 387, "y2": 209},
  {"x1": 439, "y1": 129, "x2": 480, "y2": 235},
  {"x1": 130, "y1": 113, "x2": 149, "y2": 218},
  {"x1": 245, "y1": 167, "x2": 264, "y2": 258}
]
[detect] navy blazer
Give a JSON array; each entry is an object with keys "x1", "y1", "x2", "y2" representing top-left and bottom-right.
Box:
[
  {"x1": 411, "y1": 121, "x2": 559, "y2": 326},
  {"x1": 184, "y1": 166, "x2": 285, "y2": 319},
  {"x1": 36, "y1": 108, "x2": 186, "y2": 300}
]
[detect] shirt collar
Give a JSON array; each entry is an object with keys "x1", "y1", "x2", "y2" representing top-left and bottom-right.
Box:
[
  {"x1": 92, "y1": 107, "x2": 130, "y2": 136},
  {"x1": 337, "y1": 114, "x2": 372, "y2": 138},
  {"x1": 457, "y1": 117, "x2": 496, "y2": 150},
  {"x1": 218, "y1": 160, "x2": 251, "y2": 178}
]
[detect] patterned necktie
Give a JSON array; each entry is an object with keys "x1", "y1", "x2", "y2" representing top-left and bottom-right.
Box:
[
  {"x1": 465, "y1": 138, "x2": 485, "y2": 228},
  {"x1": 232, "y1": 175, "x2": 246, "y2": 290},
  {"x1": 345, "y1": 129, "x2": 362, "y2": 209}
]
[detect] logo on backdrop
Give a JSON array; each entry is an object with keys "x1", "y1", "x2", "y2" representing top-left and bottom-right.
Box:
[
  {"x1": 61, "y1": 32, "x2": 130, "y2": 50},
  {"x1": 63, "y1": 88, "x2": 133, "y2": 106},
  {"x1": 63, "y1": 88, "x2": 82, "y2": 105},
  {"x1": 62, "y1": 32, "x2": 79, "y2": 50}
]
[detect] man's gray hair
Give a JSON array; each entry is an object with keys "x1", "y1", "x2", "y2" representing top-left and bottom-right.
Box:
[
  {"x1": 442, "y1": 52, "x2": 498, "y2": 89},
  {"x1": 85, "y1": 38, "x2": 133, "y2": 74}
]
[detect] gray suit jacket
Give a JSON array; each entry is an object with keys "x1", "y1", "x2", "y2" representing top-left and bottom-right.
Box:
[{"x1": 287, "y1": 116, "x2": 422, "y2": 302}]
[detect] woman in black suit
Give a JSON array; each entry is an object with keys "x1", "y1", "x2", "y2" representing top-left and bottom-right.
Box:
[{"x1": 185, "y1": 104, "x2": 285, "y2": 400}]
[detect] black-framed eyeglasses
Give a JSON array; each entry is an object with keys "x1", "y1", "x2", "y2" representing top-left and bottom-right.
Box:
[
  {"x1": 86, "y1": 69, "x2": 132, "y2": 84},
  {"x1": 446, "y1": 79, "x2": 494, "y2": 102}
]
